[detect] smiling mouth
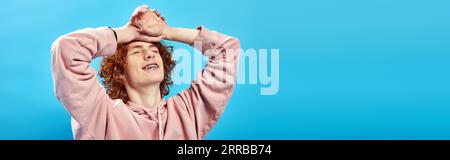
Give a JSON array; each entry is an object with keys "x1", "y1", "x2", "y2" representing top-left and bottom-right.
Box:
[{"x1": 142, "y1": 63, "x2": 159, "y2": 70}]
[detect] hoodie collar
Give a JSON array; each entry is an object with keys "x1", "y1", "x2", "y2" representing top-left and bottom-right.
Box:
[{"x1": 126, "y1": 99, "x2": 167, "y2": 116}]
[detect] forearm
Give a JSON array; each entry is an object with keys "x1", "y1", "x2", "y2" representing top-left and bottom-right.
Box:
[
  {"x1": 51, "y1": 27, "x2": 116, "y2": 123},
  {"x1": 163, "y1": 27, "x2": 200, "y2": 45},
  {"x1": 113, "y1": 26, "x2": 138, "y2": 44}
]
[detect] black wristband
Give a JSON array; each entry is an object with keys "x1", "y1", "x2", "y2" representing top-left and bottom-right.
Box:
[{"x1": 108, "y1": 26, "x2": 118, "y2": 42}]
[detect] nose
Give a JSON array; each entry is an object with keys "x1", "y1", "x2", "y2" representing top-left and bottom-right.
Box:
[{"x1": 144, "y1": 50, "x2": 155, "y2": 60}]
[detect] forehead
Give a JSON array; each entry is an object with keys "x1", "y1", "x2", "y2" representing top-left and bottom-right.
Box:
[{"x1": 127, "y1": 41, "x2": 158, "y2": 50}]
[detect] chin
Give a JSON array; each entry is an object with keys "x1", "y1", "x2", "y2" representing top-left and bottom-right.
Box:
[{"x1": 142, "y1": 76, "x2": 164, "y2": 85}]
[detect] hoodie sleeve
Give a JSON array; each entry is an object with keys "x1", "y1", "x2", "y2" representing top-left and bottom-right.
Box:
[
  {"x1": 51, "y1": 27, "x2": 117, "y2": 139},
  {"x1": 173, "y1": 26, "x2": 241, "y2": 139}
]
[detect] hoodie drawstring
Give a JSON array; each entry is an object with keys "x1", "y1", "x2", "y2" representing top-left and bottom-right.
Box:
[{"x1": 158, "y1": 106, "x2": 163, "y2": 140}]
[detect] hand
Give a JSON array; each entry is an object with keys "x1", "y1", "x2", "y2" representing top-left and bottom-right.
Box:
[
  {"x1": 113, "y1": 5, "x2": 166, "y2": 44},
  {"x1": 131, "y1": 5, "x2": 168, "y2": 38}
]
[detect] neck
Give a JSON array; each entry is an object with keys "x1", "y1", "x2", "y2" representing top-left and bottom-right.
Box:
[{"x1": 126, "y1": 83, "x2": 162, "y2": 108}]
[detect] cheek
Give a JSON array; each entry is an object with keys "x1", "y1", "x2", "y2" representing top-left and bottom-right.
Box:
[
  {"x1": 125, "y1": 58, "x2": 139, "y2": 74},
  {"x1": 157, "y1": 55, "x2": 164, "y2": 65},
  {"x1": 158, "y1": 57, "x2": 165, "y2": 73}
]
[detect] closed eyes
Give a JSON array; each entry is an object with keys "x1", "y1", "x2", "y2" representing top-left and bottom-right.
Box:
[{"x1": 129, "y1": 50, "x2": 159, "y2": 55}]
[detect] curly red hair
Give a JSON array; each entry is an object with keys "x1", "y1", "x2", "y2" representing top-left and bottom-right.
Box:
[{"x1": 99, "y1": 42, "x2": 175, "y2": 102}]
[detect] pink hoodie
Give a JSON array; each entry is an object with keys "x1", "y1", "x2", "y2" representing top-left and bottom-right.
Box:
[{"x1": 51, "y1": 26, "x2": 240, "y2": 140}]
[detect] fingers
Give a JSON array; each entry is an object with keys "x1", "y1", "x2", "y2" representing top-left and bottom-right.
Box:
[
  {"x1": 132, "y1": 5, "x2": 166, "y2": 24},
  {"x1": 130, "y1": 5, "x2": 149, "y2": 25},
  {"x1": 156, "y1": 11, "x2": 166, "y2": 21},
  {"x1": 150, "y1": 9, "x2": 165, "y2": 22},
  {"x1": 152, "y1": 10, "x2": 164, "y2": 21},
  {"x1": 127, "y1": 5, "x2": 168, "y2": 40},
  {"x1": 137, "y1": 5, "x2": 149, "y2": 13},
  {"x1": 132, "y1": 5, "x2": 148, "y2": 17}
]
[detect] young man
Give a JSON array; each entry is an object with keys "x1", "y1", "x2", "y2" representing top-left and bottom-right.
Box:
[{"x1": 51, "y1": 5, "x2": 240, "y2": 140}]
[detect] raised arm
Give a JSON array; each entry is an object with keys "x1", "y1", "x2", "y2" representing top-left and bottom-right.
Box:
[
  {"x1": 163, "y1": 27, "x2": 200, "y2": 45},
  {"x1": 51, "y1": 27, "x2": 117, "y2": 139},
  {"x1": 138, "y1": 18, "x2": 241, "y2": 138},
  {"x1": 51, "y1": 5, "x2": 163, "y2": 139},
  {"x1": 175, "y1": 26, "x2": 241, "y2": 139}
]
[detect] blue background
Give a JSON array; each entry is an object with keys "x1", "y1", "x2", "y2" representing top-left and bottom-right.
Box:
[{"x1": 0, "y1": 0, "x2": 449, "y2": 139}]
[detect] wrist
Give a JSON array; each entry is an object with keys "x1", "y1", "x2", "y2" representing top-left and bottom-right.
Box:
[
  {"x1": 113, "y1": 26, "x2": 138, "y2": 44},
  {"x1": 162, "y1": 26, "x2": 175, "y2": 40},
  {"x1": 108, "y1": 26, "x2": 118, "y2": 42},
  {"x1": 112, "y1": 27, "x2": 126, "y2": 44}
]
